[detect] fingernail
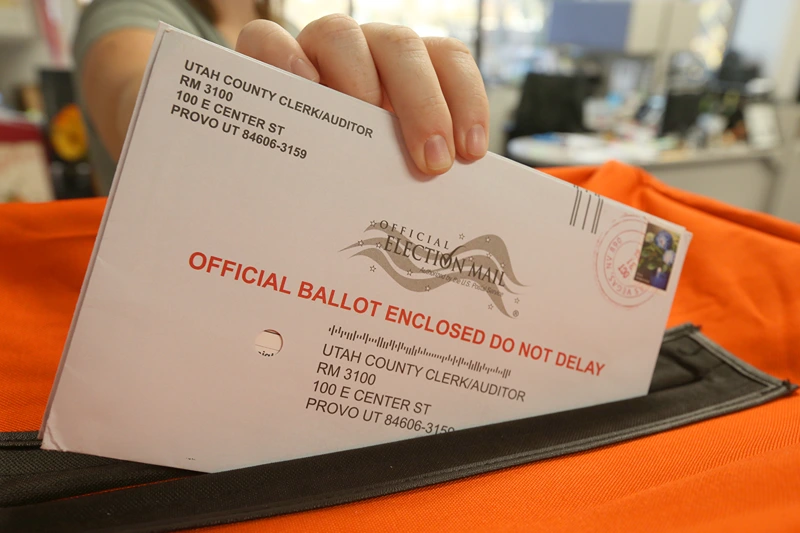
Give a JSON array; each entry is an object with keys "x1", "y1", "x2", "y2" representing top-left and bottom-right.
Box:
[
  {"x1": 424, "y1": 135, "x2": 451, "y2": 171},
  {"x1": 291, "y1": 57, "x2": 319, "y2": 82},
  {"x1": 466, "y1": 124, "x2": 487, "y2": 157}
]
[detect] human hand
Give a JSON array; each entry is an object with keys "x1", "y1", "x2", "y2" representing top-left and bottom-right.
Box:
[{"x1": 235, "y1": 14, "x2": 489, "y2": 177}]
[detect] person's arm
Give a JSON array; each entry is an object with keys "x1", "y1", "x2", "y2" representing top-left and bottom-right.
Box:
[{"x1": 79, "y1": 28, "x2": 156, "y2": 161}]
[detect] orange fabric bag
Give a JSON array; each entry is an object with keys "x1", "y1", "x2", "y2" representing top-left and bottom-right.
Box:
[{"x1": 1, "y1": 161, "x2": 798, "y2": 532}]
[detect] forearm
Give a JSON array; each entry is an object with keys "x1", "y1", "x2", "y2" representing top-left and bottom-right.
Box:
[
  {"x1": 109, "y1": 75, "x2": 145, "y2": 160},
  {"x1": 79, "y1": 28, "x2": 155, "y2": 163}
]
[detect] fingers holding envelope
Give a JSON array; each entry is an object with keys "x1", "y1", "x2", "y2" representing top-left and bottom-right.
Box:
[
  {"x1": 236, "y1": 20, "x2": 321, "y2": 83},
  {"x1": 421, "y1": 36, "x2": 490, "y2": 163},
  {"x1": 236, "y1": 15, "x2": 490, "y2": 177}
]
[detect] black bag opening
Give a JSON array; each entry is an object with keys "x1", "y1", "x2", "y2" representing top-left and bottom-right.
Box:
[{"x1": 1, "y1": 324, "x2": 795, "y2": 533}]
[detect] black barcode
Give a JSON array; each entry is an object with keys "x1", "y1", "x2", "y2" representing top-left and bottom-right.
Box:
[{"x1": 327, "y1": 325, "x2": 512, "y2": 379}]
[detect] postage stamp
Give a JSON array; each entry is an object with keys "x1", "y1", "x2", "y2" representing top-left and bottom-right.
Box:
[{"x1": 633, "y1": 223, "x2": 681, "y2": 291}]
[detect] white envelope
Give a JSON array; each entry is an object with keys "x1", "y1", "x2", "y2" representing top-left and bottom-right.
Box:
[{"x1": 40, "y1": 24, "x2": 692, "y2": 473}]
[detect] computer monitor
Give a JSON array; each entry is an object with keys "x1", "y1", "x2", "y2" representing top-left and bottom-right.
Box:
[
  {"x1": 659, "y1": 90, "x2": 703, "y2": 137},
  {"x1": 506, "y1": 72, "x2": 597, "y2": 141}
]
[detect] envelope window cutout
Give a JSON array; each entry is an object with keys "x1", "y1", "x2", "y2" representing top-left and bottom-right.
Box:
[{"x1": 254, "y1": 330, "x2": 283, "y2": 357}]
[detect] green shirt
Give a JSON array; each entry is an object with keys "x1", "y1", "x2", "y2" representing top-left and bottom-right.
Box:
[{"x1": 72, "y1": 0, "x2": 294, "y2": 195}]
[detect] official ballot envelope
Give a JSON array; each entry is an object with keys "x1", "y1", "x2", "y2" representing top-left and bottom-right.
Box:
[{"x1": 40, "y1": 24, "x2": 692, "y2": 473}]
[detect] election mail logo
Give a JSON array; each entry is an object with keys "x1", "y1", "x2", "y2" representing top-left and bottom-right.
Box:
[{"x1": 342, "y1": 220, "x2": 525, "y2": 318}]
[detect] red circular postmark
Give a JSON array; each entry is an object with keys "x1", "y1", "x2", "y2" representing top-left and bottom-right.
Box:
[{"x1": 594, "y1": 215, "x2": 655, "y2": 308}]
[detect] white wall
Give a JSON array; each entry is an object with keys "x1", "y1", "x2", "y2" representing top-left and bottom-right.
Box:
[
  {"x1": 774, "y1": 0, "x2": 800, "y2": 101},
  {"x1": 771, "y1": 103, "x2": 800, "y2": 223},
  {"x1": 729, "y1": 0, "x2": 800, "y2": 100},
  {"x1": 726, "y1": 0, "x2": 800, "y2": 222}
]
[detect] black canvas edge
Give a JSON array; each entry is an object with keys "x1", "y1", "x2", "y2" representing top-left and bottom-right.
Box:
[
  {"x1": 0, "y1": 433, "x2": 39, "y2": 448},
  {"x1": 1, "y1": 324, "x2": 796, "y2": 533}
]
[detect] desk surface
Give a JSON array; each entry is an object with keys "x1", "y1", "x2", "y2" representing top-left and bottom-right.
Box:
[{"x1": 506, "y1": 134, "x2": 779, "y2": 169}]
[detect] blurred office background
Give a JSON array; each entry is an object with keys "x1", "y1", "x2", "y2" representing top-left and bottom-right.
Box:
[{"x1": 1, "y1": 0, "x2": 799, "y2": 223}]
